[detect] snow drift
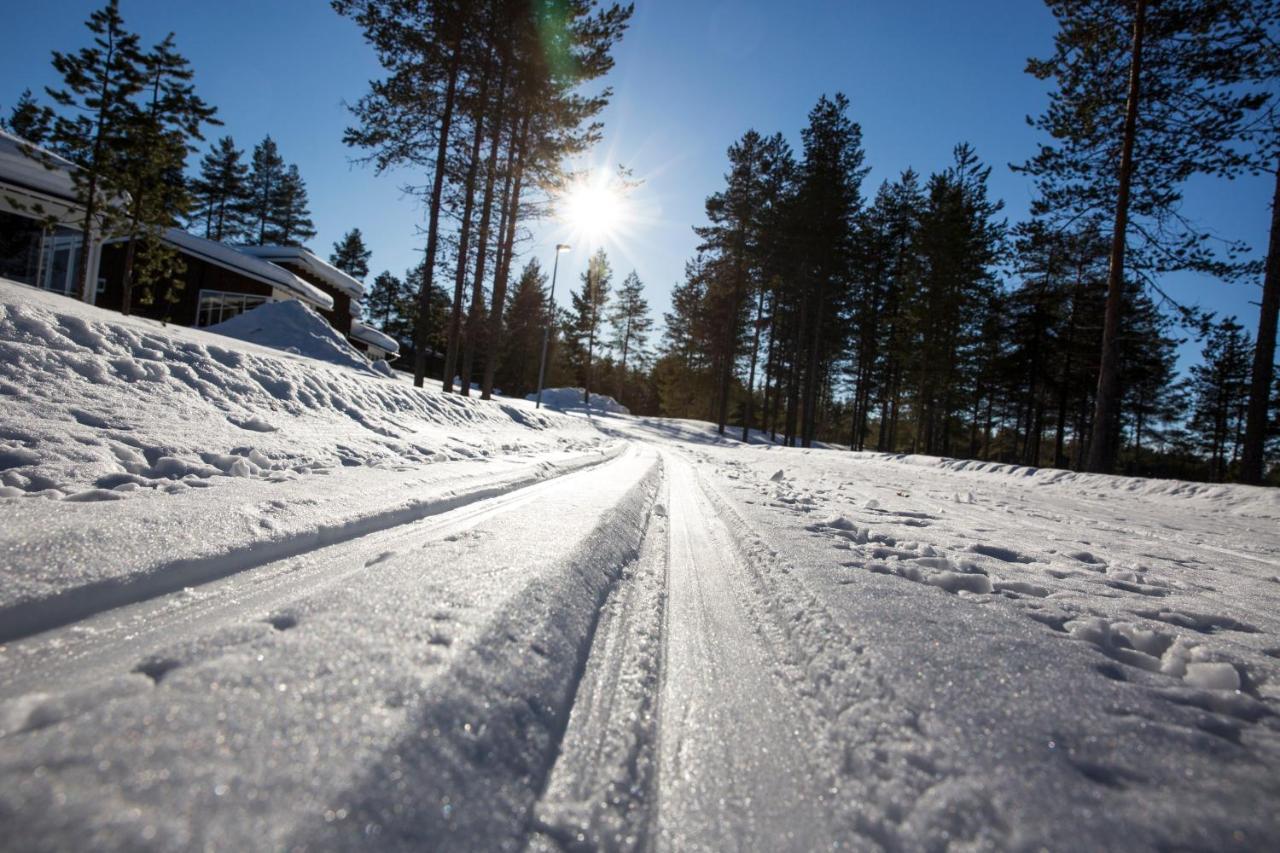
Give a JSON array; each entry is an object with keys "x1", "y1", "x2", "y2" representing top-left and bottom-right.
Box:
[
  {"x1": 206, "y1": 298, "x2": 372, "y2": 373},
  {"x1": 528, "y1": 387, "x2": 630, "y2": 415},
  {"x1": 0, "y1": 278, "x2": 599, "y2": 500}
]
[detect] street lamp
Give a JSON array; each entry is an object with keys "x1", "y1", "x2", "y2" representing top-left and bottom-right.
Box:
[{"x1": 535, "y1": 243, "x2": 571, "y2": 409}]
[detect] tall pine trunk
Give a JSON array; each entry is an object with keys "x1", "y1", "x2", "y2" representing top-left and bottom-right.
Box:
[
  {"x1": 801, "y1": 279, "x2": 824, "y2": 447},
  {"x1": 413, "y1": 45, "x2": 461, "y2": 388},
  {"x1": 1086, "y1": 0, "x2": 1146, "y2": 473},
  {"x1": 482, "y1": 112, "x2": 530, "y2": 401},
  {"x1": 1240, "y1": 162, "x2": 1280, "y2": 484},
  {"x1": 460, "y1": 65, "x2": 509, "y2": 397},
  {"x1": 716, "y1": 250, "x2": 746, "y2": 436},
  {"x1": 443, "y1": 65, "x2": 492, "y2": 393}
]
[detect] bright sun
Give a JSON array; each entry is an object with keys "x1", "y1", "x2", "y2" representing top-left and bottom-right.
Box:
[{"x1": 561, "y1": 173, "x2": 625, "y2": 243}]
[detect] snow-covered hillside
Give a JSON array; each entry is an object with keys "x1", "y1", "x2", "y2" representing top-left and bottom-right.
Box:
[{"x1": 1, "y1": 280, "x2": 1278, "y2": 851}]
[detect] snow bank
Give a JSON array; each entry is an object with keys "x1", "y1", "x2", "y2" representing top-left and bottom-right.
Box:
[
  {"x1": 206, "y1": 299, "x2": 371, "y2": 372},
  {"x1": 528, "y1": 387, "x2": 630, "y2": 415},
  {"x1": 857, "y1": 451, "x2": 1280, "y2": 516},
  {"x1": 0, "y1": 278, "x2": 601, "y2": 502}
]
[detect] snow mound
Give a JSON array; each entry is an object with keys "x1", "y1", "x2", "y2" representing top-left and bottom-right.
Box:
[
  {"x1": 0, "y1": 278, "x2": 600, "y2": 499},
  {"x1": 206, "y1": 299, "x2": 371, "y2": 373},
  {"x1": 529, "y1": 387, "x2": 630, "y2": 415}
]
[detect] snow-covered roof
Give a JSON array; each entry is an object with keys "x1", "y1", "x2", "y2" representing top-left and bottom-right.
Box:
[
  {"x1": 350, "y1": 320, "x2": 399, "y2": 356},
  {"x1": 237, "y1": 246, "x2": 365, "y2": 299},
  {"x1": 0, "y1": 129, "x2": 81, "y2": 204},
  {"x1": 108, "y1": 229, "x2": 333, "y2": 311}
]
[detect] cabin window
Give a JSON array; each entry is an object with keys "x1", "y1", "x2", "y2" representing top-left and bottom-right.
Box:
[
  {"x1": 195, "y1": 289, "x2": 269, "y2": 327},
  {"x1": 40, "y1": 226, "x2": 83, "y2": 295}
]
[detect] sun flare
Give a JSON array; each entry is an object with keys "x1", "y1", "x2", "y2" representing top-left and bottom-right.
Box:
[{"x1": 560, "y1": 172, "x2": 626, "y2": 244}]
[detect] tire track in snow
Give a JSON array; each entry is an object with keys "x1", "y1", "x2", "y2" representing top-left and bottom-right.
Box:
[
  {"x1": 526, "y1": 465, "x2": 670, "y2": 853},
  {"x1": 0, "y1": 443, "x2": 627, "y2": 646},
  {"x1": 652, "y1": 451, "x2": 835, "y2": 852},
  {"x1": 0, "y1": 444, "x2": 631, "y2": 699},
  {"x1": 286, "y1": 446, "x2": 663, "y2": 851},
  {"x1": 694, "y1": 457, "x2": 1008, "y2": 851}
]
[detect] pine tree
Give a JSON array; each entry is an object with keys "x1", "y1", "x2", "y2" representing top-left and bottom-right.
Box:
[
  {"x1": 790, "y1": 93, "x2": 868, "y2": 446},
  {"x1": 44, "y1": 0, "x2": 145, "y2": 300},
  {"x1": 1021, "y1": 0, "x2": 1267, "y2": 473},
  {"x1": 246, "y1": 135, "x2": 285, "y2": 245},
  {"x1": 336, "y1": 0, "x2": 468, "y2": 386},
  {"x1": 1118, "y1": 281, "x2": 1185, "y2": 472},
  {"x1": 608, "y1": 270, "x2": 653, "y2": 405},
  {"x1": 330, "y1": 228, "x2": 372, "y2": 280},
  {"x1": 119, "y1": 33, "x2": 217, "y2": 316},
  {"x1": 365, "y1": 270, "x2": 403, "y2": 329},
  {"x1": 189, "y1": 136, "x2": 250, "y2": 242},
  {"x1": 1232, "y1": 0, "x2": 1280, "y2": 483},
  {"x1": 695, "y1": 130, "x2": 775, "y2": 435},
  {"x1": 336, "y1": 0, "x2": 632, "y2": 388},
  {"x1": 908, "y1": 144, "x2": 1005, "y2": 456},
  {"x1": 2, "y1": 89, "x2": 54, "y2": 145},
  {"x1": 272, "y1": 164, "x2": 316, "y2": 246},
  {"x1": 1190, "y1": 317, "x2": 1254, "y2": 481}
]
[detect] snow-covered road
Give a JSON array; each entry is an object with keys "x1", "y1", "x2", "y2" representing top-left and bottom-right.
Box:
[{"x1": 3, "y1": 282, "x2": 1280, "y2": 850}]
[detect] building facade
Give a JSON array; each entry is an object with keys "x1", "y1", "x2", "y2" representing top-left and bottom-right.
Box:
[{"x1": 1, "y1": 131, "x2": 399, "y2": 363}]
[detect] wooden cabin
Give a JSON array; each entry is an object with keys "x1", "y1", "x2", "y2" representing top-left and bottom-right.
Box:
[
  {"x1": 96, "y1": 229, "x2": 333, "y2": 327},
  {"x1": 0, "y1": 129, "x2": 105, "y2": 300}
]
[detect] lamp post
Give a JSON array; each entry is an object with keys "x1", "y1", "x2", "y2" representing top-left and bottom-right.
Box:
[{"x1": 535, "y1": 243, "x2": 571, "y2": 409}]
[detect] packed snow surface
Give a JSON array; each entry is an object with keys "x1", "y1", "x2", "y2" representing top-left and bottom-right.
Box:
[
  {"x1": 527, "y1": 386, "x2": 630, "y2": 415},
  {"x1": 2, "y1": 281, "x2": 1279, "y2": 851}
]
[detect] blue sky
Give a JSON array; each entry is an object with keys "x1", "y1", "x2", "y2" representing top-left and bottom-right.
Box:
[{"x1": 2, "y1": 1, "x2": 1273, "y2": 370}]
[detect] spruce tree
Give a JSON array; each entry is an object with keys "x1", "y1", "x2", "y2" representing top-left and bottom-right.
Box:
[
  {"x1": 566, "y1": 248, "x2": 613, "y2": 404},
  {"x1": 330, "y1": 228, "x2": 372, "y2": 280},
  {"x1": 272, "y1": 164, "x2": 316, "y2": 246},
  {"x1": 1190, "y1": 318, "x2": 1254, "y2": 481},
  {"x1": 608, "y1": 270, "x2": 653, "y2": 404},
  {"x1": 365, "y1": 270, "x2": 403, "y2": 329},
  {"x1": 496, "y1": 258, "x2": 552, "y2": 397},
  {"x1": 2, "y1": 89, "x2": 54, "y2": 145},
  {"x1": 189, "y1": 136, "x2": 250, "y2": 242},
  {"x1": 45, "y1": 0, "x2": 145, "y2": 300}
]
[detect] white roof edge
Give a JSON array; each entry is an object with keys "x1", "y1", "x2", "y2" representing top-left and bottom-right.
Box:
[
  {"x1": 237, "y1": 245, "x2": 365, "y2": 299},
  {"x1": 350, "y1": 321, "x2": 399, "y2": 355},
  {"x1": 0, "y1": 128, "x2": 128, "y2": 209},
  {"x1": 106, "y1": 228, "x2": 334, "y2": 312}
]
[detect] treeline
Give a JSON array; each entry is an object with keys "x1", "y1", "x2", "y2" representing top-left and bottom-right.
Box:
[
  {"x1": 655, "y1": 1, "x2": 1280, "y2": 485},
  {"x1": 1, "y1": 2, "x2": 323, "y2": 313},
  {"x1": 189, "y1": 135, "x2": 316, "y2": 247},
  {"x1": 334, "y1": 0, "x2": 632, "y2": 398},
  {"x1": 364, "y1": 246, "x2": 657, "y2": 410}
]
